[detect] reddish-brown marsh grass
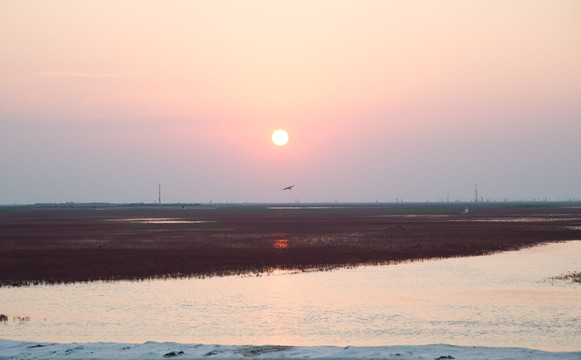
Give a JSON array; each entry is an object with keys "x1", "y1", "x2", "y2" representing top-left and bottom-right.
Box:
[{"x1": 1, "y1": 203, "x2": 580, "y2": 286}]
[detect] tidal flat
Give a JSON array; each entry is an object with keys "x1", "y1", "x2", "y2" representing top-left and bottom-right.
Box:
[{"x1": 1, "y1": 202, "x2": 580, "y2": 286}]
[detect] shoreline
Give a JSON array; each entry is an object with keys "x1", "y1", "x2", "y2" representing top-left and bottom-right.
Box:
[
  {"x1": 1, "y1": 340, "x2": 580, "y2": 360},
  {"x1": 1, "y1": 241, "x2": 579, "y2": 352},
  {"x1": 2, "y1": 203, "x2": 581, "y2": 287}
]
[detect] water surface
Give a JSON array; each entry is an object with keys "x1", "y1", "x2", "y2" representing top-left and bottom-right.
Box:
[{"x1": 1, "y1": 241, "x2": 579, "y2": 351}]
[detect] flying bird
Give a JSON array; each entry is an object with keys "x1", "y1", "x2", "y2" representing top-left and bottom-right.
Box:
[{"x1": 282, "y1": 185, "x2": 295, "y2": 191}]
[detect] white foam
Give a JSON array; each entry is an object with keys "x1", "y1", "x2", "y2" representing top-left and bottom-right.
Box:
[{"x1": 1, "y1": 340, "x2": 579, "y2": 360}]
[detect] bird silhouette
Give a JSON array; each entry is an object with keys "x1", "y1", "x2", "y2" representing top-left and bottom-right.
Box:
[{"x1": 282, "y1": 185, "x2": 295, "y2": 191}]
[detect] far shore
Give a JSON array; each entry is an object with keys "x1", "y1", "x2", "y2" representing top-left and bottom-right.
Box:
[{"x1": 1, "y1": 202, "x2": 580, "y2": 287}]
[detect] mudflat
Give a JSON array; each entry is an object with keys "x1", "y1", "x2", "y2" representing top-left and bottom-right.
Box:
[{"x1": 1, "y1": 203, "x2": 580, "y2": 286}]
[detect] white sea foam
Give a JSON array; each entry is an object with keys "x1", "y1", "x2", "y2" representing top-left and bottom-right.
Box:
[{"x1": 1, "y1": 340, "x2": 579, "y2": 360}]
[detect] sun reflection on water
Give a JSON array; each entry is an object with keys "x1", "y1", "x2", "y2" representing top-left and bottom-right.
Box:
[{"x1": 273, "y1": 239, "x2": 289, "y2": 250}]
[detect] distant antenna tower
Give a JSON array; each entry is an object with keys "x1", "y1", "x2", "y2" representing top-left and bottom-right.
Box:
[
  {"x1": 474, "y1": 184, "x2": 478, "y2": 203},
  {"x1": 158, "y1": 183, "x2": 161, "y2": 205}
]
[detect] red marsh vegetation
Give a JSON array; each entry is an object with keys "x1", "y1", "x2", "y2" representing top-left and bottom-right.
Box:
[{"x1": 1, "y1": 203, "x2": 580, "y2": 286}]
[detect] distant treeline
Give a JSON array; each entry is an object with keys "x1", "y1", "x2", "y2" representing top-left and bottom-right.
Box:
[{"x1": 1, "y1": 200, "x2": 580, "y2": 212}]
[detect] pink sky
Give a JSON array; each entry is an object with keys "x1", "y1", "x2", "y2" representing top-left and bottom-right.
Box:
[{"x1": 1, "y1": 0, "x2": 580, "y2": 204}]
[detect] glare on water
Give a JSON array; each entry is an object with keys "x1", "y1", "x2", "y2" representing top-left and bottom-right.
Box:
[{"x1": 1, "y1": 241, "x2": 579, "y2": 351}]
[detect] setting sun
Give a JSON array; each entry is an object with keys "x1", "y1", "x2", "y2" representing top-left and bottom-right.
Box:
[{"x1": 272, "y1": 129, "x2": 289, "y2": 146}]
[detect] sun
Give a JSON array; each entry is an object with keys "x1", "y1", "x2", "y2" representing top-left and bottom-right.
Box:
[{"x1": 272, "y1": 129, "x2": 289, "y2": 146}]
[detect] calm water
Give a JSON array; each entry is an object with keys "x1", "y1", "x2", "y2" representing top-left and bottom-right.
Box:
[{"x1": 1, "y1": 241, "x2": 580, "y2": 351}]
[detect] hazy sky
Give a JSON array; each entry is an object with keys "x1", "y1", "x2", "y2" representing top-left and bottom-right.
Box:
[{"x1": 1, "y1": 0, "x2": 580, "y2": 204}]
